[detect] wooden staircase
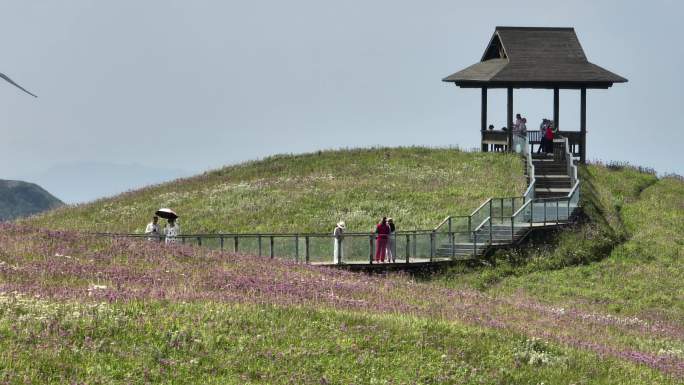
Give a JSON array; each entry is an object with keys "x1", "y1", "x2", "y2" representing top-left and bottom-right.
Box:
[
  {"x1": 532, "y1": 154, "x2": 573, "y2": 199},
  {"x1": 435, "y1": 224, "x2": 529, "y2": 258},
  {"x1": 433, "y1": 138, "x2": 580, "y2": 260}
]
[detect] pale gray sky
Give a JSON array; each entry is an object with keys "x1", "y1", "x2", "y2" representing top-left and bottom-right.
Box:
[{"x1": 1, "y1": 0, "x2": 682, "y2": 202}]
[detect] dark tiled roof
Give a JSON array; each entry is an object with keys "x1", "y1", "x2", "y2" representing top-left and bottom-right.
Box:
[{"x1": 443, "y1": 27, "x2": 627, "y2": 88}]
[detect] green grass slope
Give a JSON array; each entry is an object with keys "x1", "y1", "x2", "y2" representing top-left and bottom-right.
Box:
[
  {"x1": 0, "y1": 179, "x2": 63, "y2": 221},
  {"x1": 439, "y1": 164, "x2": 684, "y2": 325},
  {"x1": 24, "y1": 147, "x2": 526, "y2": 234}
]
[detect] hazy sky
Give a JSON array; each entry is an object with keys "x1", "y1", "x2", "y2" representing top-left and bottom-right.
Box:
[{"x1": 1, "y1": 0, "x2": 682, "y2": 193}]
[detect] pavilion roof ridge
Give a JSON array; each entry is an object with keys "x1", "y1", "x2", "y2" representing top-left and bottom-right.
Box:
[
  {"x1": 443, "y1": 26, "x2": 627, "y2": 89},
  {"x1": 494, "y1": 26, "x2": 575, "y2": 32}
]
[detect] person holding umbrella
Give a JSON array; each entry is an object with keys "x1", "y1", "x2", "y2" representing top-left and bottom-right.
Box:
[{"x1": 156, "y1": 208, "x2": 180, "y2": 244}]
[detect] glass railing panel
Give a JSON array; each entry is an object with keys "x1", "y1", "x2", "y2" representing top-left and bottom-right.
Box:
[
  {"x1": 271, "y1": 236, "x2": 298, "y2": 261},
  {"x1": 200, "y1": 236, "x2": 222, "y2": 251},
  {"x1": 449, "y1": 216, "x2": 470, "y2": 233},
  {"x1": 234, "y1": 236, "x2": 259, "y2": 256},
  {"x1": 305, "y1": 235, "x2": 333, "y2": 264},
  {"x1": 333, "y1": 234, "x2": 368, "y2": 264},
  {"x1": 473, "y1": 200, "x2": 493, "y2": 228},
  {"x1": 514, "y1": 202, "x2": 532, "y2": 225}
]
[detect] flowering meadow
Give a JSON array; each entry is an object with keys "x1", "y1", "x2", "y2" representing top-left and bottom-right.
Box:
[{"x1": 1, "y1": 223, "x2": 682, "y2": 384}]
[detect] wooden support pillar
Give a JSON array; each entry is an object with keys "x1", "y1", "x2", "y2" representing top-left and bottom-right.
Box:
[
  {"x1": 553, "y1": 88, "x2": 560, "y2": 130},
  {"x1": 507, "y1": 87, "x2": 513, "y2": 151},
  {"x1": 481, "y1": 87, "x2": 488, "y2": 152},
  {"x1": 580, "y1": 88, "x2": 587, "y2": 164}
]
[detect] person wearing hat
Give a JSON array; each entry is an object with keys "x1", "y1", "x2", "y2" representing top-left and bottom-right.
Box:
[
  {"x1": 145, "y1": 215, "x2": 161, "y2": 241},
  {"x1": 386, "y1": 218, "x2": 396, "y2": 263},
  {"x1": 333, "y1": 221, "x2": 346, "y2": 264}
]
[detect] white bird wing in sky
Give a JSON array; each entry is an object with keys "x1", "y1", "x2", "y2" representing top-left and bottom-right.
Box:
[{"x1": 0, "y1": 72, "x2": 37, "y2": 97}]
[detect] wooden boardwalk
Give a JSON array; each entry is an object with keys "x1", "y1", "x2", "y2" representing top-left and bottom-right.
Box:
[{"x1": 104, "y1": 140, "x2": 580, "y2": 270}]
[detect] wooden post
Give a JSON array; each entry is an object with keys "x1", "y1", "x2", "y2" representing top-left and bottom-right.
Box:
[
  {"x1": 305, "y1": 236, "x2": 310, "y2": 264},
  {"x1": 295, "y1": 235, "x2": 299, "y2": 263},
  {"x1": 220, "y1": 236, "x2": 224, "y2": 250},
  {"x1": 481, "y1": 87, "x2": 488, "y2": 152},
  {"x1": 369, "y1": 235, "x2": 374, "y2": 264},
  {"x1": 473, "y1": 231, "x2": 477, "y2": 257},
  {"x1": 270, "y1": 236, "x2": 274, "y2": 259},
  {"x1": 405, "y1": 234, "x2": 410, "y2": 264},
  {"x1": 507, "y1": 87, "x2": 513, "y2": 151},
  {"x1": 553, "y1": 88, "x2": 560, "y2": 130},
  {"x1": 234, "y1": 236, "x2": 239, "y2": 252},
  {"x1": 580, "y1": 88, "x2": 587, "y2": 164},
  {"x1": 530, "y1": 200, "x2": 534, "y2": 228},
  {"x1": 258, "y1": 235, "x2": 262, "y2": 256},
  {"x1": 429, "y1": 232, "x2": 435, "y2": 262},
  {"x1": 449, "y1": 217, "x2": 455, "y2": 259}
]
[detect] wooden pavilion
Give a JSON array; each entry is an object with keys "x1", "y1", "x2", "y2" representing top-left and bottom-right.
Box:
[{"x1": 443, "y1": 27, "x2": 627, "y2": 163}]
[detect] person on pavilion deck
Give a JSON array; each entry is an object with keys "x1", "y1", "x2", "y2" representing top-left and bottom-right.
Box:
[{"x1": 544, "y1": 123, "x2": 555, "y2": 153}]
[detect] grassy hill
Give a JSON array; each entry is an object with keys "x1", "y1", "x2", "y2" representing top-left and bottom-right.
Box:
[
  {"x1": 0, "y1": 179, "x2": 63, "y2": 221},
  {"x1": 2, "y1": 152, "x2": 684, "y2": 383},
  {"x1": 24, "y1": 147, "x2": 526, "y2": 234}
]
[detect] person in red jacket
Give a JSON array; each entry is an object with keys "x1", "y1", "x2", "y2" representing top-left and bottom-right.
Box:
[
  {"x1": 544, "y1": 123, "x2": 555, "y2": 153},
  {"x1": 374, "y1": 217, "x2": 391, "y2": 263}
]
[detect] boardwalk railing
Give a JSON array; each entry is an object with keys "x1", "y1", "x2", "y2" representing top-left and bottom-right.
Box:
[
  {"x1": 100, "y1": 140, "x2": 580, "y2": 265},
  {"x1": 101, "y1": 230, "x2": 468, "y2": 265}
]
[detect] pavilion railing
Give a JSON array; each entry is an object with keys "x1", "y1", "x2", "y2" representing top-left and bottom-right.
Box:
[{"x1": 528, "y1": 130, "x2": 582, "y2": 157}]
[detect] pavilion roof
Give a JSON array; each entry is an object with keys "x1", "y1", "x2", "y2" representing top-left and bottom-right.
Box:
[{"x1": 443, "y1": 27, "x2": 627, "y2": 89}]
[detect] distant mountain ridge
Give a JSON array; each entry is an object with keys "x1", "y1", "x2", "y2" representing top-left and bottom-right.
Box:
[
  {"x1": 0, "y1": 179, "x2": 63, "y2": 221},
  {"x1": 28, "y1": 162, "x2": 191, "y2": 204}
]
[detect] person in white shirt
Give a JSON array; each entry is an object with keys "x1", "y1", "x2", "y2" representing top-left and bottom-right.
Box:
[
  {"x1": 386, "y1": 218, "x2": 396, "y2": 263},
  {"x1": 145, "y1": 216, "x2": 161, "y2": 241},
  {"x1": 520, "y1": 117, "x2": 527, "y2": 135},
  {"x1": 514, "y1": 113, "x2": 523, "y2": 133},
  {"x1": 164, "y1": 218, "x2": 180, "y2": 244},
  {"x1": 333, "y1": 221, "x2": 345, "y2": 264}
]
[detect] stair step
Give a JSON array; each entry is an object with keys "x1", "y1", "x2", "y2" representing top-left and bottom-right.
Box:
[
  {"x1": 535, "y1": 187, "x2": 571, "y2": 193},
  {"x1": 535, "y1": 174, "x2": 570, "y2": 179}
]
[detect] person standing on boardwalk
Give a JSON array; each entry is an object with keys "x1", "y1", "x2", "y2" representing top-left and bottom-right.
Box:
[
  {"x1": 164, "y1": 218, "x2": 180, "y2": 244},
  {"x1": 374, "y1": 217, "x2": 390, "y2": 263},
  {"x1": 145, "y1": 215, "x2": 161, "y2": 241},
  {"x1": 333, "y1": 221, "x2": 345, "y2": 264},
  {"x1": 386, "y1": 218, "x2": 396, "y2": 263}
]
